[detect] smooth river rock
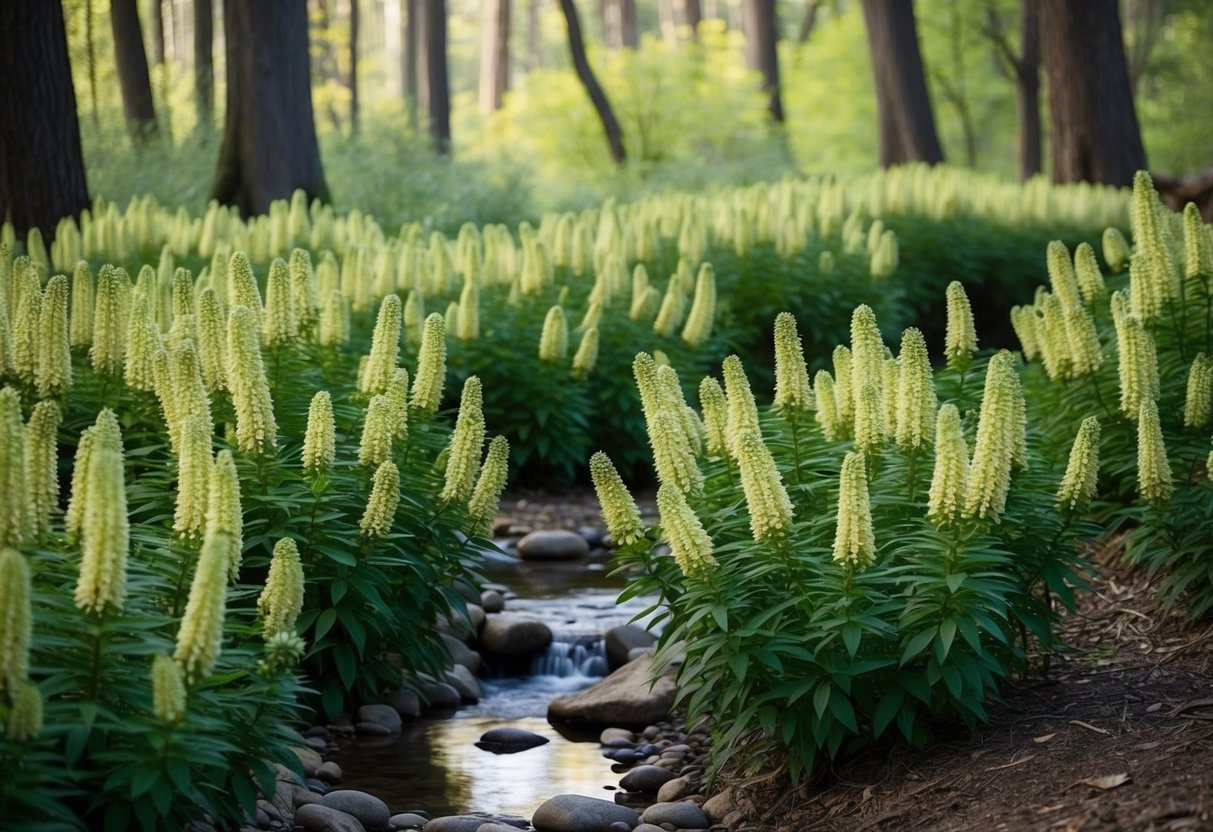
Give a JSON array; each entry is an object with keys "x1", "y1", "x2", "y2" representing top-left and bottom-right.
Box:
[
  {"x1": 425, "y1": 816, "x2": 499, "y2": 832},
  {"x1": 532, "y1": 794, "x2": 640, "y2": 832},
  {"x1": 517, "y1": 530, "x2": 590, "y2": 561},
  {"x1": 475, "y1": 726, "x2": 551, "y2": 753},
  {"x1": 420, "y1": 680, "x2": 462, "y2": 710},
  {"x1": 604, "y1": 625, "x2": 657, "y2": 671},
  {"x1": 295, "y1": 804, "x2": 367, "y2": 832},
  {"x1": 640, "y1": 802, "x2": 710, "y2": 828},
  {"x1": 480, "y1": 589, "x2": 505, "y2": 613},
  {"x1": 480, "y1": 614, "x2": 553, "y2": 657},
  {"x1": 388, "y1": 813, "x2": 429, "y2": 829},
  {"x1": 618, "y1": 765, "x2": 678, "y2": 794},
  {"x1": 321, "y1": 790, "x2": 391, "y2": 830},
  {"x1": 547, "y1": 653, "x2": 675, "y2": 728},
  {"x1": 385, "y1": 688, "x2": 421, "y2": 720},
  {"x1": 444, "y1": 665, "x2": 482, "y2": 703},
  {"x1": 356, "y1": 704, "x2": 402, "y2": 734},
  {"x1": 441, "y1": 632, "x2": 483, "y2": 672}
]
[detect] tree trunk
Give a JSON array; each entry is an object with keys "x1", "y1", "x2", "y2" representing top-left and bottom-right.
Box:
[
  {"x1": 110, "y1": 0, "x2": 159, "y2": 141},
  {"x1": 558, "y1": 0, "x2": 626, "y2": 165},
  {"x1": 479, "y1": 0, "x2": 511, "y2": 113},
  {"x1": 404, "y1": 0, "x2": 420, "y2": 126},
  {"x1": 1039, "y1": 0, "x2": 1145, "y2": 187},
  {"x1": 797, "y1": 0, "x2": 819, "y2": 42},
  {"x1": 860, "y1": 0, "x2": 944, "y2": 166},
  {"x1": 424, "y1": 0, "x2": 451, "y2": 154},
  {"x1": 212, "y1": 0, "x2": 330, "y2": 216},
  {"x1": 0, "y1": 0, "x2": 90, "y2": 237},
  {"x1": 350, "y1": 0, "x2": 360, "y2": 132},
  {"x1": 618, "y1": 0, "x2": 638, "y2": 47},
  {"x1": 195, "y1": 0, "x2": 214, "y2": 124},
  {"x1": 527, "y1": 0, "x2": 544, "y2": 65},
  {"x1": 151, "y1": 0, "x2": 166, "y2": 66},
  {"x1": 678, "y1": 0, "x2": 702, "y2": 38},
  {"x1": 85, "y1": 0, "x2": 101, "y2": 128},
  {"x1": 1016, "y1": 0, "x2": 1041, "y2": 179},
  {"x1": 743, "y1": 0, "x2": 783, "y2": 123}
]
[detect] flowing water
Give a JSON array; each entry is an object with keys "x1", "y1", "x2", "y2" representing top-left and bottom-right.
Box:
[{"x1": 327, "y1": 552, "x2": 656, "y2": 819}]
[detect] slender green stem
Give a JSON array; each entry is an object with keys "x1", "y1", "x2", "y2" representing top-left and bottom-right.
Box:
[
  {"x1": 87, "y1": 613, "x2": 107, "y2": 700},
  {"x1": 789, "y1": 415, "x2": 803, "y2": 486},
  {"x1": 1169, "y1": 298, "x2": 1186, "y2": 362},
  {"x1": 1085, "y1": 371, "x2": 1114, "y2": 419}
]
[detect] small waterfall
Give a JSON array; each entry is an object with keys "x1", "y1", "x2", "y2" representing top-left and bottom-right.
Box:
[{"x1": 530, "y1": 635, "x2": 608, "y2": 679}]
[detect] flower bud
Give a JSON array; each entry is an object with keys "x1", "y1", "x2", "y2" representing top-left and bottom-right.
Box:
[
  {"x1": 1057, "y1": 416, "x2": 1100, "y2": 513},
  {"x1": 773, "y1": 312, "x2": 814, "y2": 415},
  {"x1": 36, "y1": 275, "x2": 71, "y2": 398},
  {"x1": 944, "y1": 281, "x2": 977, "y2": 366},
  {"x1": 24, "y1": 401, "x2": 61, "y2": 538},
  {"x1": 698, "y1": 376, "x2": 729, "y2": 457},
  {"x1": 362, "y1": 294, "x2": 402, "y2": 395},
  {"x1": 1074, "y1": 242, "x2": 1106, "y2": 304},
  {"x1": 652, "y1": 278, "x2": 686, "y2": 338},
  {"x1": 813, "y1": 370, "x2": 843, "y2": 442},
  {"x1": 0, "y1": 389, "x2": 29, "y2": 547},
  {"x1": 226, "y1": 305, "x2": 277, "y2": 455},
  {"x1": 0, "y1": 548, "x2": 32, "y2": 694},
  {"x1": 1137, "y1": 398, "x2": 1173, "y2": 504},
  {"x1": 894, "y1": 328, "x2": 936, "y2": 450},
  {"x1": 6, "y1": 680, "x2": 42, "y2": 741},
  {"x1": 151, "y1": 654, "x2": 187, "y2": 723},
  {"x1": 927, "y1": 404, "x2": 968, "y2": 525},
  {"x1": 1047, "y1": 241, "x2": 1082, "y2": 311},
  {"x1": 262, "y1": 258, "x2": 298, "y2": 348},
  {"x1": 1184, "y1": 353, "x2": 1213, "y2": 429},
  {"x1": 736, "y1": 429, "x2": 794, "y2": 543},
  {"x1": 403, "y1": 290, "x2": 425, "y2": 345},
  {"x1": 457, "y1": 279, "x2": 479, "y2": 341},
  {"x1": 229, "y1": 252, "x2": 264, "y2": 325},
  {"x1": 319, "y1": 289, "x2": 350, "y2": 346},
  {"x1": 1102, "y1": 227, "x2": 1131, "y2": 272},
  {"x1": 832, "y1": 451, "x2": 875, "y2": 570},
  {"x1": 680, "y1": 263, "x2": 716, "y2": 347},
  {"x1": 656, "y1": 483, "x2": 716, "y2": 579},
  {"x1": 590, "y1": 451, "x2": 644, "y2": 546},
  {"x1": 411, "y1": 313, "x2": 447, "y2": 413},
  {"x1": 722, "y1": 355, "x2": 760, "y2": 458},
  {"x1": 1009, "y1": 305, "x2": 1041, "y2": 362},
  {"x1": 360, "y1": 460, "x2": 400, "y2": 538},
  {"x1": 303, "y1": 391, "x2": 337, "y2": 472},
  {"x1": 174, "y1": 529, "x2": 229, "y2": 683},
  {"x1": 571, "y1": 326, "x2": 599, "y2": 380},
  {"x1": 539, "y1": 305, "x2": 569, "y2": 362},
  {"x1": 258, "y1": 538, "x2": 305, "y2": 638},
  {"x1": 441, "y1": 377, "x2": 486, "y2": 503},
  {"x1": 207, "y1": 450, "x2": 244, "y2": 579},
  {"x1": 467, "y1": 435, "x2": 510, "y2": 536},
  {"x1": 74, "y1": 445, "x2": 129, "y2": 615}
]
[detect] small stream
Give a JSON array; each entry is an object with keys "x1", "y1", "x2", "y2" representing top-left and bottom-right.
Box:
[{"x1": 327, "y1": 551, "x2": 656, "y2": 819}]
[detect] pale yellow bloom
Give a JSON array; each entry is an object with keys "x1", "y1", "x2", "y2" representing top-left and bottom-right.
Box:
[
  {"x1": 944, "y1": 281, "x2": 978, "y2": 366},
  {"x1": 174, "y1": 529, "x2": 230, "y2": 683},
  {"x1": 927, "y1": 404, "x2": 969, "y2": 525},
  {"x1": 722, "y1": 355, "x2": 761, "y2": 458},
  {"x1": 1009, "y1": 305, "x2": 1042, "y2": 362},
  {"x1": 539, "y1": 305, "x2": 569, "y2": 362},
  {"x1": 1057, "y1": 417, "x2": 1100, "y2": 512},
  {"x1": 11, "y1": 276, "x2": 41, "y2": 386},
  {"x1": 813, "y1": 370, "x2": 843, "y2": 441},
  {"x1": 65, "y1": 410, "x2": 121, "y2": 540},
  {"x1": 173, "y1": 415, "x2": 212, "y2": 539},
  {"x1": 680, "y1": 263, "x2": 716, "y2": 347},
  {"x1": 0, "y1": 389, "x2": 29, "y2": 547},
  {"x1": 590, "y1": 451, "x2": 644, "y2": 546},
  {"x1": 849, "y1": 305, "x2": 885, "y2": 407},
  {"x1": 262, "y1": 258, "x2": 299, "y2": 348},
  {"x1": 467, "y1": 435, "x2": 510, "y2": 536},
  {"x1": 962, "y1": 352, "x2": 1019, "y2": 522},
  {"x1": 290, "y1": 248, "x2": 319, "y2": 331},
  {"x1": 0, "y1": 548, "x2": 32, "y2": 694},
  {"x1": 1063, "y1": 305, "x2": 1103, "y2": 378},
  {"x1": 698, "y1": 376, "x2": 729, "y2": 457},
  {"x1": 229, "y1": 252, "x2": 264, "y2": 324},
  {"x1": 196, "y1": 288, "x2": 228, "y2": 392},
  {"x1": 1117, "y1": 313, "x2": 1159, "y2": 417},
  {"x1": 736, "y1": 430, "x2": 794, "y2": 543},
  {"x1": 384, "y1": 368, "x2": 410, "y2": 444},
  {"x1": 1073, "y1": 242, "x2": 1107, "y2": 303},
  {"x1": 894, "y1": 328, "x2": 936, "y2": 450},
  {"x1": 226, "y1": 305, "x2": 277, "y2": 455},
  {"x1": 6, "y1": 680, "x2": 42, "y2": 741},
  {"x1": 441, "y1": 377, "x2": 486, "y2": 503},
  {"x1": 206, "y1": 450, "x2": 244, "y2": 580},
  {"x1": 151, "y1": 654, "x2": 187, "y2": 722},
  {"x1": 1102, "y1": 227, "x2": 1131, "y2": 272},
  {"x1": 656, "y1": 483, "x2": 716, "y2": 579},
  {"x1": 411, "y1": 313, "x2": 447, "y2": 413},
  {"x1": 1184, "y1": 203, "x2": 1213, "y2": 280},
  {"x1": 833, "y1": 345, "x2": 854, "y2": 423},
  {"x1": 69, "y1": 261, "x2": 94, "y2": 348},
  {"x1": 362, "y1": 294, "x2": 402, "y2": 395},
  {"x1": 74, "y1": 445, "x2": 129, "y2": 615},
  {"x1": 773, "y1": 312, "x2": 814, "y2": 415},
  {"x1": 1137, "y1": 397, "x2": 1173, "y2": 504},
  {"x1": 360, "y1": 460, "x2": 400, "y2": 538},
  {"x1": 36, "y1": 275, "x2": 72, "y2": 398},
  {"x1": 24, "y1": 401, "x2": 61, "y2": 538},
  {"x1": 571, "y1": 326, "x2": 599, "y2": 380},
  {"x1": 258, "y1": 538, "x2": 305, "y2": 638},
  {"x1": 302, "y1": 391, "x2": 337, "y2": 472},
  {"x1": 358, "y1": 394, "x2": 395, "y2": 467},
  {"x1": 319, "y1": 289, "x2": 350, "y2": 346},
  {"x1": 457, "y1": 279, "x2": 479, "y2": 341},
  {"x1": 124, "y1": 293, "x2": 162, "y2": 392},
  {"x1": 1046, "y1": 241, "x2": 1083, "y2": 311},
  {"x1": 1184, "y1": 353, "x2": 1213, "y2": 429},
  {"x1": 832, "y1": 451, "x2": 875, "y2": 570},
  {"x1": 853, "y1": 381, "x2": 885, "y2": 453}
]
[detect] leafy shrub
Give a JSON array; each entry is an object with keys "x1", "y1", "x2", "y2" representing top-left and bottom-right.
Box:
[
  {"x1": 1005, "y1": 173, "x2": 1213, "y2": 616},
  {"x1": 595, "y1": 296, "x2": 1092, "y2": 781}
]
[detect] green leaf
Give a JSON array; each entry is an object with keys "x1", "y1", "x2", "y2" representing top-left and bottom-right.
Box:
[
  {"x1": 900, "y1": 627, "x2": 937, "y2": 666},
  {"x1": 872, "y1": 687, "x2": 905, "y2": 737},
  {"x1": 937, "y1": 618, "x2": 957, "y2": 662},
  {"x1": 710, "y1": 605, "x2": 729, "y2": 632},
  {"x1": 315, "y1": 608, "x2": 338, "y2": 641},
  {"x1": 812, "y1": 683, "x2": 831, "y2": 719},
  {"x1": 828, "y1": 691, "x2": 858, "y2": 734},
  {"x1": 841, "y1": 622, "x2": 861, "y2": 658}
]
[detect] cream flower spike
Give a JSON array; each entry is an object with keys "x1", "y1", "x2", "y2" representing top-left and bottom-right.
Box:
[
  {"x1": 1057, "y1": 417, "x2": 1100, "y2": 513},
  {"x1": 832, "y1": 451, "x2": 875, "y2": 571},
  {"x1": 927, "y1": 404, "x2": 968, "y2": 526},
  {"x1": 773, "y1": 312, "x2": 814, "y2": 415},
  {"x1": 468, "y1": 435, "x2": 511, "y2": 537},
  {"x1": 656, "y1": 484, "x2": 717, "y2": 580},
  {"x1": 411, "y1": 313, "x2": 447, "y2": 413},
  {"x1": 258, "y1": 538, "x2": 305, "y2": 638},
  {"x1": 441, "y1": 376, "x2": 487, "y2": 503},
  {"x1": 736, "y1": 429, "x2": 794, "y2": 544}
]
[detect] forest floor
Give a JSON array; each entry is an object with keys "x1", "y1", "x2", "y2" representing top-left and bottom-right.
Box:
[{"x1": 503, "y1": 489, "x2": 1213, "y2": 832}]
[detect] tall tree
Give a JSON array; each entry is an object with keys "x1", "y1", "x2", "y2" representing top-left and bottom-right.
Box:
[
  {"x1": 604, "y1": 0, "x2": 639, "y2": 48},
  {"x1": 213, "y1": 0, "x2": 330, "y2": 215},
  {"x1": 403, "y1": 0, "x2": 421, "y2": 126},
  {"x1": 151, "y1": 0, "x2": 167, "y2": 67},
  {"x1": 796, "y1": 0, "x2": 820, "y2": 43},
  {"x1": 743, "y1": 0, "x2": 784, "y2": 122},
  {"x1": 479, "y1": 0, "x2": 511, "y2": 113},
  {"x1": 110, "y1": 0, "x2": 159, "y2": 141},
  {"x1": 1039, "y1": 0, "x2": 1145, "y2": 186},
  {"x1": 526, "y1": 0, "x2": 544, "y2": 66},
  {"x1": 0, "y1": 0, "x2": 90, "y2": 236},
  {"x1": 423, "y1": 0, "x2": 451, "y2": 153},
  {"x1": 195, "y1": 0, "x2": 214, "y2": 124},
  {"x1": 350, "y1": 0, "x2": 360, "y2": 131},
  {"x1": 983, "y1": 0, "x2": 1041, "y2": 180},
  {"x1": 85, "y1": 0, "x2": 101, "y2": 128},
  {"x1": 861, "y1": 0, "x2": 944, "y2": 166},
  {"x1": 558, "y1": 0, "x2": 626, "y2": 164},
  {"x1": 677, "y1": 0, "x2": 702, "y2": 37}
]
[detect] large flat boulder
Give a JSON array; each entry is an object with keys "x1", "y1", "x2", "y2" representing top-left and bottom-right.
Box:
[
  {"x1": 547, "y1": 653, "x2": 674, "y2": 728},
  {"x1": 532, "y1": 794, "x2": 640, "y2": 832}
]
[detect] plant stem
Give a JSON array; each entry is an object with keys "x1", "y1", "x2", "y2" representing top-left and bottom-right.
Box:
[
  {"x1": 1086, "y1": 371, "x2": 1113, "y2": 419},
  {"x1": 789, "y1": 415, "x2": 803, "y2": 486},
  {"x1": 87, "y1": 613, "x2": 107, "y2": 701}
]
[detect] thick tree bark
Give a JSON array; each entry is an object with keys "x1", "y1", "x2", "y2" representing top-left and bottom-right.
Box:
[
  {"x1": 743, "y1": 0, "x2": 784, "y2": 123},
  {"x1": 213, "y1": 0, "x2": 330, "y2": 216},
  {"x1": 423, "y1": 0, "x2": 451, "y2": 154},
  {"x1": 861, "y1": 0, "x2": 944, "y2": 166},
  {"x1": 350, "y1": 0, "x2": 360, "y2": 131},
  {"x1": 85, "y1": 0, "x2": 101, "y2": 128},
  {"x1": 151, "y1": 0, "x2": 166, "y2": 66},
  {"x1": 1016, "y1": 0, "x2": 1041, "y2": 179},
  {"x1": 195, "y1": 0, "x2": 214, "y2": 124},
  {"x1": 678, "y1": 0, "x2": 702, "y2": 38},
  {"x1": 110, "y1": 0, "x2": 159, "y2": 141},
  {"x1": 404, "y1": 0, "x2": 421, "y2": 125},
  {"x1": 1039, "y1": 0, "x2": 1145, "y2": 187},
  {"x1": 527, "y1": 0, "x2": 544, "y2": 65},
  {"x1": 0, "y1": 0, "x2": 90, "y2": 237},
  {"x1": 479, "y1": 0, "x2": 511, "y2": 113},
  {"x1": 618, "y1": 0, "x2": 638, "y2": 47},
  {"x1": 558, "y1": 0, "x2": 626, "y2": 165}
]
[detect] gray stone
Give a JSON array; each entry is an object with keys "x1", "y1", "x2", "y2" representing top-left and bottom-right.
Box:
[
  {"x1": 532, "y1": 794, "x2": 640, "y2": 832},
  {"x1": 320, "y1": 790, "x2": 391, "y2": 830},
  {"x1": 627, "y1": 647, "x2": 652, "y2": 663},
  {"x1": 600, "y1": 727, "x2": 636, "y2": 746},
  {"x1": 480, "y1": 589, "x2": 505, "y2": 612},
  {"x1": 388, "y1": 813, "x2": 428, "y2": 830},
  {"x1": 605, "y1": 625, "x2": 657, "y2": 671},
  {"x1": 421, "y1": 681, "x2": 462, "y2": 710},
  {"x1": 291, "y1": 746, "x2": 323, "y2": 778},
  {"x1": 316, "y1": 761, "x2": 343, "y2": 784},
  {"x1": 295, "y1": 804, "x2": 367, "y2": 832},
  {"x1": 632, "y1": 826, "x2": 664, "y2": 832},
  {"x1": 425, "y1": 817, "x2": 496, "y2": 832},
  {"x1": 444, "y1": 665, "x2": 482, "y2": 704},
  {"x1": 517, "y1": 530, "x2": 590, "y2": 561},
  {"x1": 619, "y1": 765, "x2": 678, "y2": 794},
  {"x1": 385, "y1": 688, "x2": 422, "y2": 720},
  {"x1": 475, "y1": 726, "x2": 550, "y2": 753},
  {"x1": 354, "y1": 722, "x2": 392, "y2": 736},
  {"x1": 656, "y1": 776, "x2": 696, "y2": 803},
  {"x1": 641, "y1": 802, "x2": 709, "y2": 828},
  {"x1": 356, "y1": 704, "x2": 402, "y2": 734},
  {"x1": 578, "y1": 525, "x2": 607, "y2": 547},
  {"x1": 306, "y1": 736, "x2": 328, "y2": 750},
  {"x1": 701, "y1": 791, "x2": 738, "y2": 824},
  {"x1": 548, "y1": 653, "x2": 675, "y2": 728},
  {"x1": 477, "y1": 825, "x2": 527, "y2": 832},
  {"x1": 480, "y1": 614, "x2": 553, "y2": 658},
  {"x1": 441, "y1": 632, "x2": 483, "y2": 673}
]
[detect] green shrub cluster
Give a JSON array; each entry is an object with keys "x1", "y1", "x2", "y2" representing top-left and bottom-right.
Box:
[
  {"x1": 0, "y1": 244, "x2": 506, "y2": 829},
  {"x1": 595, "y1": 293, "x2": 1093, "y2": 782}
]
